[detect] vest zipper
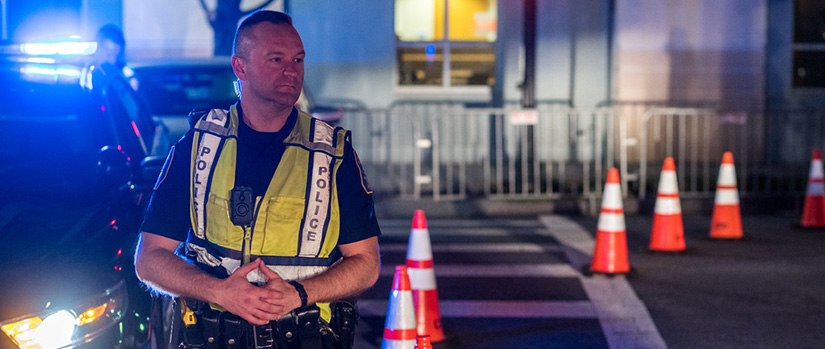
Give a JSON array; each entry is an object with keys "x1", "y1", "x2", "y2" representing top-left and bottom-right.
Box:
[{"x1": 242, "y1": 196, "x2": 264, "y2": 266}]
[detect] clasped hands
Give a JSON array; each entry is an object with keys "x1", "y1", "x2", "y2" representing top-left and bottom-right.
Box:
[{"x1": 213, "y1": 259, "x2": 302, "y2": 325}]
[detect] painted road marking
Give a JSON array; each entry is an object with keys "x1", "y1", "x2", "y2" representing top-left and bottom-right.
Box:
[
  {"x1": 541, "y1": 215, "x2": 667, "y2": 349},
  {"x1": 358, "y1": 300, "x2": 597, "y2": 318},
  {"x1": 380, "y1": 243, "x2": 563, "y2": 253},
  {"x1": 379, "y1": 263, "x2": 579, "y2": 277}
]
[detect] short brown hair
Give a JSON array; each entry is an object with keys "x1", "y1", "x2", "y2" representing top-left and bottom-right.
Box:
[{"x1": 233, "y1": 10, "x2": 293, "y2": 58}]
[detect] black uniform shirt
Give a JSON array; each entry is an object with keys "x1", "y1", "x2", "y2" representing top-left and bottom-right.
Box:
[{"x1": 141, "y1": 106, "x2": 381, "y2": 245}]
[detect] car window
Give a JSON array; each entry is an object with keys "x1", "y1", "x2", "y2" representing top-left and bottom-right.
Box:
[
  {"x1": 0, "y1": 72, "x2": 110, "y2": 201},
  {"x1": 134, "y1": 66, "x2": 238, "y2": 115},
  {"x1": 103, "y1": 74, "x2": 158, "y2": 159}
]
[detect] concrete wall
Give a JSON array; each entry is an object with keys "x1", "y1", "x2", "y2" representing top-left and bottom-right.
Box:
[
  {"x1": 106, "y1": 0, "x2": 820, "y2": 111},
  {"x1": 290, "y1": 0, "x2": 395, "y2": 109},
  {"x1": 121, "y1": 0, "x2": 283, "y2": 59},
  {"x1": 613, "y1": 0, "x2": 767, "y2": 109},
  {"x1": 291, "y1": 0, "x2": 611, "y2": 108}
]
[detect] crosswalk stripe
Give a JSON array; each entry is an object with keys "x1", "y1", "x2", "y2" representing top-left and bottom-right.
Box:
[
  {"x1": 358, "y1": 300, "x2": 597, "y2": 318},
  {"x1": 380, "y1": 228, "x2": 548, "y2": 236},
  {"x1": 379, "y1": 219, "x2": 543, "y2": 228},
  {"x1": 541, "y1": 215, "x2": 667, "y2": 349},
  {"x1": 379, "y1": 264, "x2": 579, "y2": 277},
  {"x1": 380, "y1": 243, "x2": 563, "y2": 253}
]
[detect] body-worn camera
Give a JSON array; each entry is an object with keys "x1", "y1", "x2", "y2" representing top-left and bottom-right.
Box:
[{"x1": 230, "y1": 186, "x2": 255, "y2": 226}]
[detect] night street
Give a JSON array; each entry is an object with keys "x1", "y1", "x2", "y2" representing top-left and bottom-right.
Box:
[
  {"x1": 356, "y1": 208, "x2": 825, "y2": 348},
  {"x1": 3, "y1": 1, "x2": 825, "y2": 348}
]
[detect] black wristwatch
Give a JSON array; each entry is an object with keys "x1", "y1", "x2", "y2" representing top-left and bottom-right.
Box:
[{"x1": 288, "y1": 280, "x2": 308, "y2": 308}]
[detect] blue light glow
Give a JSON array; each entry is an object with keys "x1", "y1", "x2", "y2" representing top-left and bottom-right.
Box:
[
  {"x1": 22, "y1": 65, "x2": 81, "y2": 78},
  {"x1": 20, "y1": 41, "x2": 97, "y2": 56}
]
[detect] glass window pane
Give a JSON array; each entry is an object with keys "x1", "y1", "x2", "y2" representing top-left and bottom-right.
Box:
[
  {"x1": 395, "y1": 0, "x2": 441, "y2": 41},
  {"x1": 449, "y1": 46, "x2": 495, "y2": 86},
  {"x1": 794, "y1": 0, "x2": 825, "y2": 44},
  {"x1": 397, "y1": 46, "x2": 444, "y2": 86},
  {"x1": 449, "y1": 0, "x2": 497, "y2": 42},
  {"x1": 793, "y1": 50, "x2": 825, "y2": 87}
]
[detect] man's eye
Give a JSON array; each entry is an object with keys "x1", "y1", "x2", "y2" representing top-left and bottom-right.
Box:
[
  {"x1": 295, "y1": 58, "x2": 304, "y2": 63},
  {"x1": 271, "y1": 57, "x2": 282, "y2": 62}
]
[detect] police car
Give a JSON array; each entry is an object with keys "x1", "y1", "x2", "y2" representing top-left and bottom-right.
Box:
[
  {"x1": 0, "y1": 38, "x2": 170, "y2": 349},
  {"x1": 130, "y1": 57, "x2": 346, "y2": 141}
]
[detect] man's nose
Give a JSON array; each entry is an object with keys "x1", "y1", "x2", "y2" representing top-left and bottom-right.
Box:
[{"x1": 283, "y1": 64, "x2": 299, "y2": 77}]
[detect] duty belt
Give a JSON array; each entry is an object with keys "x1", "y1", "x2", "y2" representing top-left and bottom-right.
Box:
[{"x1": 178, "y1": 299, "x2": 357, "y2": 349}]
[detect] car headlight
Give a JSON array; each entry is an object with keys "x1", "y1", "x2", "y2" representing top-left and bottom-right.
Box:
[{"x1": 0, "y1": 281, "x2": 127, "y2": 349}]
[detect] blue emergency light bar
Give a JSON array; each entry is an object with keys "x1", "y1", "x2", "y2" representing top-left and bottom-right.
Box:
[
  {"x1": 22, "y1": 64, "x2": 81, "y2": 78},
  {"x1": 20, "y1": 41, "x2": 97, "y2": 56}
]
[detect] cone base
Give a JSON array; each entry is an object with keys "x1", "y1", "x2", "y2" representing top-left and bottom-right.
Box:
[
  {"x1": 413, "y1": 289, "x2": 445, "y2": 342},
  {"x1": 801, "y1": 195, "x2": 825, "y2": 227},
  {"x1": 710, "y1": 204, "x2": 743, "y2": 239},
  {"x1": 590, "y1": 230, "x2": 630, "y2": 274},
  {"x1": 649, "y1": 213, "x2": 686, "y2": 251}
]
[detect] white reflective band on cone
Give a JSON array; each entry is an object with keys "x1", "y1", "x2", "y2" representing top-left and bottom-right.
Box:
[
  {"x1": 717, "y1": 165, "x2": 738, "y2": 186},
  {"x1": 382, "y1": 340, "x2": 415, "y2": 349},
  {"x1": 385, "y1": 291, "x2": 415, "y2": 330},
  {"x1": 807, "y1": 182, "x2": 825, "y2": 196},
  {"x1": 654, "y1": 197, "x2": 682, "y2": 215},
  {"x1": 407, "y1": 268, "x2": 437, "y2": 290},
  {"x1": 715, "y1": 189, "x2": 740, "y2": 205},
  {"x1": 407, "y1": 229, "x2": 433, "y2": 260},
  {"x1": 658, "y1": 172, "x2": 679, "y2": 193},
  {"x1": 600, "y1": 186, "x2": 623, "y2": 209},
  {"x1": 810, "y1": 160, "x2": 824, "y2": 178},
  {"x1": 597, "y1": 213, "x2": 626, "y2": 232}
]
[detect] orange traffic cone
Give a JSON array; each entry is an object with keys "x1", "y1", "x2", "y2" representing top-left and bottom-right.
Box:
[
  {"x1": 801, "y1": 149, "x2": 825, "y2": 227},
  {"x1": 590, "y1": 168, "x2": 630, "y2": 274},
  {"x1": 406, "y1": 210, "x2": 445, "y2": 342},
  {"x1": 710, "y1": 152, "x2": 743, "y2": 239},
  {"x1": 649, "y1": 157, "x2": 686, "y2": 251},
  {"x1": 415, "y1": 336, "x2": 432, "y2": 349},
  {"x1": 382, "y1": 266, "x2": 417, "y2": 349}
]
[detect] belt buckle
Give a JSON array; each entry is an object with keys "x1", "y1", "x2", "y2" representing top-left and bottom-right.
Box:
[{"x1": 253, "y1": 323, "x2": 275, "y2": 349}]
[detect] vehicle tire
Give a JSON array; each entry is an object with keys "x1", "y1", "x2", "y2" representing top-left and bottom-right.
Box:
[{"x1": 150, "y1": 296, "x2": 182, "y2": 349}]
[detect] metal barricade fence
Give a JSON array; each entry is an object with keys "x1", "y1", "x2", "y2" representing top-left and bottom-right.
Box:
[
  {"x1": 624, "y1": 107, "x2": 750, "y2": 199},
  {"x1": 339, "y1": 101, "x2": 822, "y2": 202},
  {"x1": 617, "y1": 104, "x2": 823, "y2": 200},
  {"x1": 340, "y1": 101, "x2": 616, "y2": 201}
]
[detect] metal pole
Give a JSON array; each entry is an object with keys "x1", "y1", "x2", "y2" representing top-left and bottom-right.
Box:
[
  {"x1": 1, "y1": 0, "x2": 7, "y2": 40},
  {"x1": 521, "y1": 0, "x2": 536, "y2": 108}
]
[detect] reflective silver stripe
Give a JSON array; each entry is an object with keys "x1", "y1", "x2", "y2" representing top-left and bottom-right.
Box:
[
  {"x1": 300, "y1": 140, "x2": 336, "y2": 155},
  {"x1": 299, "y1": 120, "x2": 334, "y2": 257},
  {"x1": 197, "y1": 120, "x2": 233, "y2": 136},
  {"x1": 219, "y1": 256, "x2": 331, "y2": 283},
  {"x1": 193, "y1": 110, "x2": 230, "y2": 239},
  {"x1": 186, "y1": 243, "x2": 222, "y2": 267}
]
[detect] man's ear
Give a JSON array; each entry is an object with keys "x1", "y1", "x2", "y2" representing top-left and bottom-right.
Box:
[{"x1": 231, "y1": 55, "x2": 245, "y2": 80}]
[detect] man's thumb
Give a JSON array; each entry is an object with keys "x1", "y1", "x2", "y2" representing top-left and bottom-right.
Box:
[{"x1": 234, "y1": 259, "x2": 262, "y2": 276}]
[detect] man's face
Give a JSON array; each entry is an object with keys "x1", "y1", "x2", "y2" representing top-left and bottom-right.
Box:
[
  {"x1": 95, "y1": 39, "x2": 122, "y2": 66},
  {"x1": 234, "y1": 22, "x2": 305, "y2": 109}
]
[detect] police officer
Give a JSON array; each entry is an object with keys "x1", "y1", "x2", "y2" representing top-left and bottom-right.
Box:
[{"x1": 134, "y1": 10, "x2": 380, "y2": 348}]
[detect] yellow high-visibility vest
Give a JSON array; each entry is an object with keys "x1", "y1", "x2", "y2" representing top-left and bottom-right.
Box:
[{"x1": 186, "y1": 104, "x2": 347, "y2": 321}]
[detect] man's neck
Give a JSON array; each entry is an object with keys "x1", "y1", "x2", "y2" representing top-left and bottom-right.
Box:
[{"x1": 239, "y1": 98, "x2": 293, "y2": 133}]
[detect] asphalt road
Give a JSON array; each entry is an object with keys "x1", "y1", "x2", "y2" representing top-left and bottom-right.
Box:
[
  {"x1": 359, "y1": 208, "x2": 825, "y2": 348},
  {"x1": 584, "y1": 212, "x2": 825, "y2": 349}
]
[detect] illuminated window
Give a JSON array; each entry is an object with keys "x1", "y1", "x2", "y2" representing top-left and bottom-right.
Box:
[
  {"x1": 793, "y1": 0, "x2": 825, "y2": 88},
  {"x1": 395, "y1": 0, "x2": 497, "y2": 87}
]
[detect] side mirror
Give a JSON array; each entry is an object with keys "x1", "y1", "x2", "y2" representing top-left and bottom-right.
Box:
[
  {"x1": 139, "y1": 156, "x2": 166, "y2": 184},
  {"x1": 97, "y1": 145, "x2": 132, "y2": 187}
]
